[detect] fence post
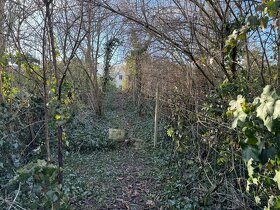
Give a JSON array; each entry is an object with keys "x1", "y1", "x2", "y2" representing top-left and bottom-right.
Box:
[{"x1": 153, "y1": 81, "x2": 159, "y2": 148}]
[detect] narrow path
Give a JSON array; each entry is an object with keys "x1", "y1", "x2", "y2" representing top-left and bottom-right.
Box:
[
  {"x1": 65, "y1": 147, "x2": 161, "y2": 210},
  {"x1": 99, "y1": 148, "x2": 160, "y2": 210},
  {"x1": 65, "y1": 90, "x2": 163, "y2": 209}
]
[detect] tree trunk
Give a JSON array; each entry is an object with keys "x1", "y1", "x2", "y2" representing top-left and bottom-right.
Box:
[
  {"x1": 0, "y1": 0, "x2": 6, "y2": 104},
  {"x1": 43, "y1": 67, "x2": 51, "y2": 164},
  {"x1": 42, "y1": 3, "x2": 51, "y2": 164},
  {"x1": 102, "y1": 46, "x2": 111, "y2": 93},
  {"x1": 135, "y1": 55, "x2": 143, "y2": 116},
  {"x1": 45, "y1": 1, "x2": 59, "y2": 86},
  {"x1": 230, "y1": 46, "x2": 237, "y2": 80},
  {"x1": 92, "y1": 22, "x2": 103, "y2": 116},
  {"x1": 245, "y1": 33, "x2": 251, "y2": 80},
  {"x1": 85, "y1": 7, "x2": 103, "y2": 116},
  {"x1": 276, "y1": 17, "x2": 280, "y2": 87},
  {"x1": 44, "y1": 0, "x2": 63, "y2": 184},
  {"x1": 57, "y1": 125, "x2": 63, "y2": 183}
]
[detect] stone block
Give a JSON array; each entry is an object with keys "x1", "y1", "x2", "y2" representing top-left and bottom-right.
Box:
[{"x1": 108, "y1": 129, "x2": 126, "y2": 141}]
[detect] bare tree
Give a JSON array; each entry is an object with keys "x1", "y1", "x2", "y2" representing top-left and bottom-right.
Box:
[{"x1": 48, "y1": 0, "x2": 87, "y2": 184}]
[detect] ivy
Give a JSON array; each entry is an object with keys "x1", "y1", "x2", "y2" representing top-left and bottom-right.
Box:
[
  {"x1": 228, "y1": 85, "x2": 280, "y2": 209},
  {"x1": 228, "y1": 95, "x2": 247, "y2": 128},
  {"x1": 10, "y1": 159, "x2": 71, "y2": 210}
]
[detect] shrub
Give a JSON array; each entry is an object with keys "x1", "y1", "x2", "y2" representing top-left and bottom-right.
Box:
[
  {"x1": 7, "y1": 159, "x2": 71, "y2": 210},
  {"x1": 228, "y1": 85, "x2": 280, "y2": 209}
]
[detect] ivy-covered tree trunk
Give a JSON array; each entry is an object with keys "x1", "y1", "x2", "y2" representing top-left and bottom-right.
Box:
[
  {"x1": 102, "y1": 38, "x2": 120, "y2": 94},
  {"x1": 223, "y1": 21, "x2": 238, "y2": 81},
  {"x1": 102, "y1": 42, "x2": 112, "y2": 93}
]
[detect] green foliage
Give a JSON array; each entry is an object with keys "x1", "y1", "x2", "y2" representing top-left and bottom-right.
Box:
[
  {"x1": 65, "y1": 89, "x2": 157, "y2": 153},
  {"x1": 0, "y1": 51, "x2": 74, "y2": 209},
  {"x1": 8, "y1": 159, "x2": 71, "y2": 210},
  {"x1": 203, "y1": 79, "x2": 249, "y2": 118},
  {"x1": 0, "y1": 94, "x2": 45, "y2": 180},
  {"x1": 166, "y1": 95, "x2": 204, "y2": 152},
  {"x1": 2, "y1": 72, "x2": 20, "y2": 100},
  {"x1": 228, "y1": 85, "x2": 280, "y2": 209},
  {"x1": 152, "y1": 151, "x2": 200, "y2": 209},
  {"x1": 228, "y1": 85, "x2": 280, "y2": 161},
  {"x1": 166, "y1": 113, "x2": 189, "y2": 152},
  {"x1": 66, "y1": 110, "x2": 115, "y2": 152},
  {"x1": 50, "y1": 86, "x2": 73, "y2": 127},
  {"x1": 102, "y1": 38, "x2": 121, "y2": 92}
]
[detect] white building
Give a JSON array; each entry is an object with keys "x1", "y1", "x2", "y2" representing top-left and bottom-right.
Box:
[{"x1": 111, "y1": 63, "x2": 125, "y2": 89}]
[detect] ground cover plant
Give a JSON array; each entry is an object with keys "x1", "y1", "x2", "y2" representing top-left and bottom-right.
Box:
[{"x1": 2, "y1": 0, "x2": 280, "y2": 209}]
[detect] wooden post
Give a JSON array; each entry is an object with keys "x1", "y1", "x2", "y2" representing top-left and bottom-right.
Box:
[{"x1": 153, "y1": 81, "x2": 159, "y2": 148}]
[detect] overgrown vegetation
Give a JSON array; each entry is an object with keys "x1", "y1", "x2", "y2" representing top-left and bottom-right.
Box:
[{"x1": 3, "y1": 0, "x2": 280, "y2": 210}]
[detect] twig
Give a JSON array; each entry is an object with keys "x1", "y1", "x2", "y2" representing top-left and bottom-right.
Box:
[{"x1": 8, "y1": 183, "x2": 21, "y2": 210}]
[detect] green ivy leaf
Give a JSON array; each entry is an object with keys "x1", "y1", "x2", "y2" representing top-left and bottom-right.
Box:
[
  {"x1": 256, "y1": 85, "x2": 277, "y2": 131},
  {"x1": 243, "y1": 127, "x2": 258, "y2": 145},
  {"x1": 257, "y1": 101, "x2": 274, "y2": 122},
  {"x1": 228, "y1": 95, "x2": 247, "y2": 128},
  {"x1": 274, "y1": 170, "x2": 280, "y2": 190},
  {"x1": 232, "y1": 111, "x2": 247, "y2": 128},
  {"x1": 248, "y1": 16, "x2": 259, "y2": 27},
  {"x1": 275, "y1": 196, "x2": 280, "y2": 209},
  {"x1": 167, "y1": 127, "x2": 174, "y2": 137},
  {"x1": 242, "y1": 145, "x2": 260, "y2": 161},
  {"x1": 255, "y1": 196, "x2": 261, "y2": 205},
  {"x1": 265, "y1": 117, "x2": 273, "y2": 131},
  {"x1": 273, "y1": 100, "x2": 280, "y2": 119},
  {"x1": 36, "y1": 159, "x2": 47, "y2": 167},
  {"x1": 261, "y1": 147, "x2": 277, "y2": 164},
  {"x1": 266, "y1": 0, "x2": 280, "y2": 17},
  {"x1": 247, "y1": 158, "x2": 254, "y2": 177}
]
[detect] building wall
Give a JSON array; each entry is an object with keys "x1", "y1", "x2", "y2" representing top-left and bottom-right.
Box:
[{"x1": 112, "y1": 63, "x2": 125, "y2": 89}]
